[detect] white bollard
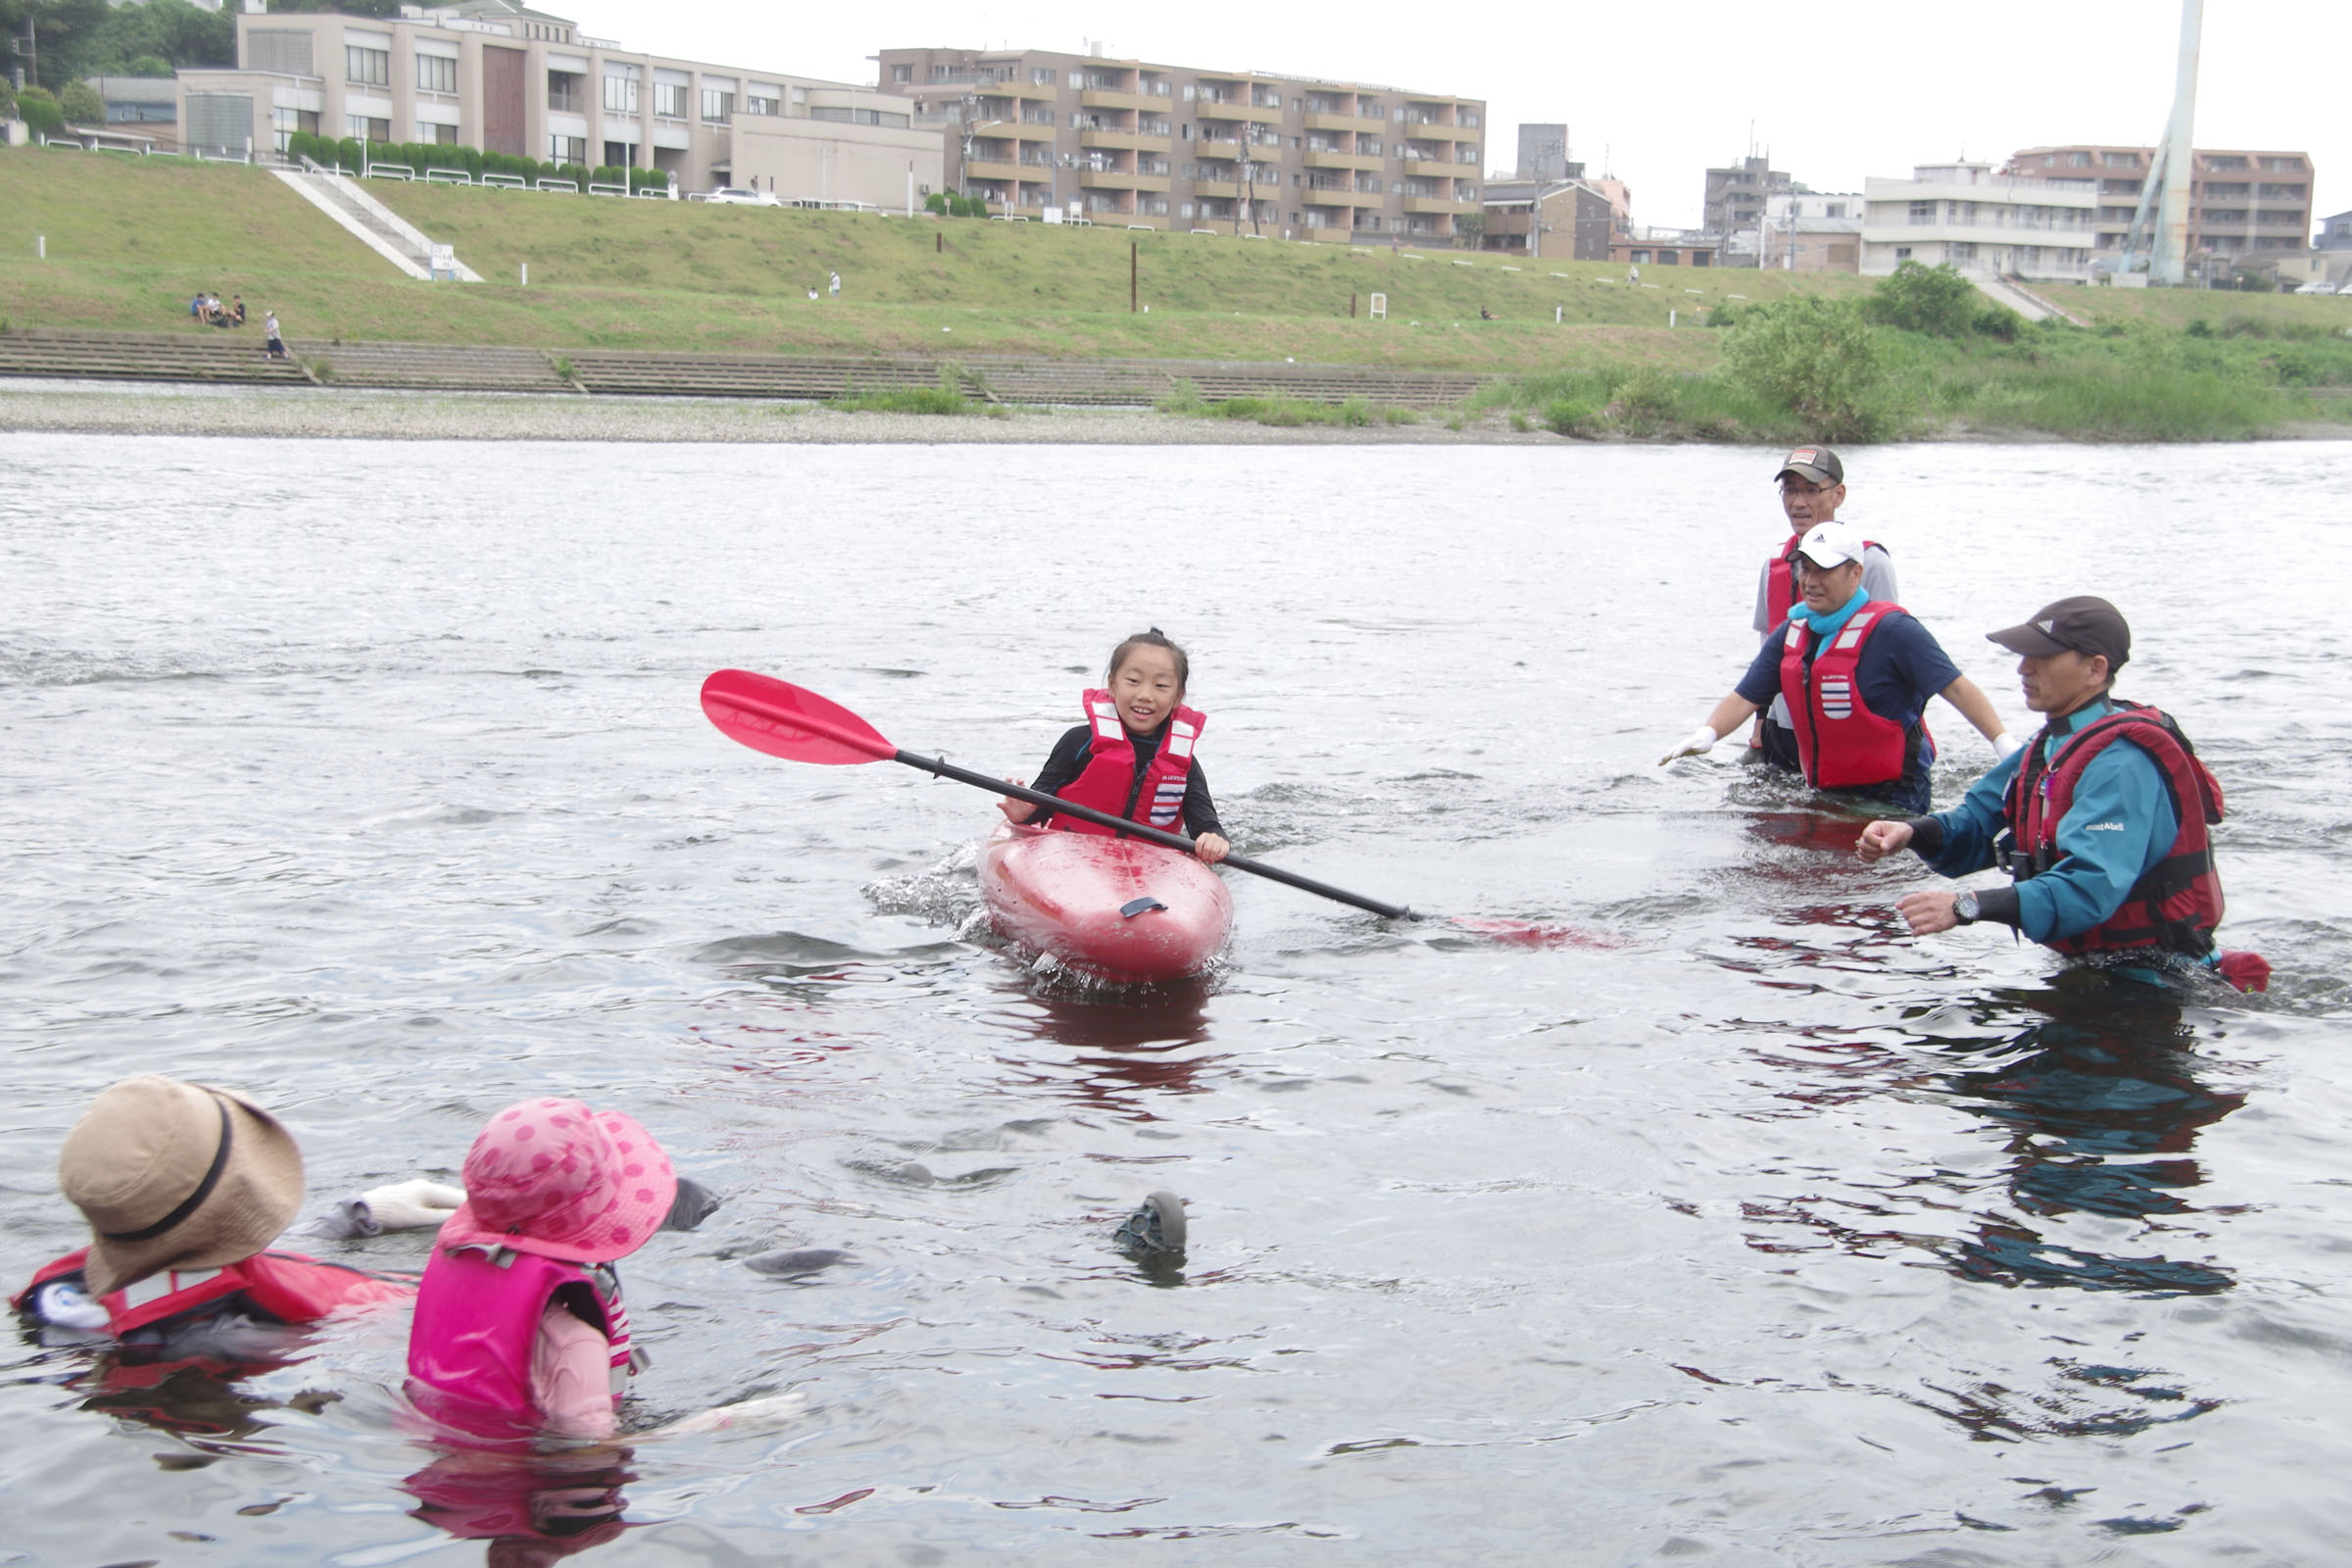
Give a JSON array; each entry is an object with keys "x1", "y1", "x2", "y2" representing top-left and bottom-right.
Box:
[
  {"x1": 37, "y1": 235, "x2": 46, "y2": 259},
  {"x1": 1669, "y1": 309, "x2": 1677, "y2": 327},
  {"x1": 1554, "y1": 304, "x2": 1561, "y2": 324},
  {"x1": 519, "y1": 262, "x2": 528, "y2": 286}
]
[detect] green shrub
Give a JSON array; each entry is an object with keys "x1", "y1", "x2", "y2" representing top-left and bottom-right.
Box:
[
  {"x1": 124, "y1": 55, "x2": 172, "y2": 77},
  {"x1": 1707, "y1": 302, "x2": 1738, "y2": 328},
  {"x1": 1865, "y1": 260, "x2": 1979, "y2": 337},
  {"x1": 1543, "y1": 397, "x2": 1599, "y2": 435},
  {"x1": 1722, "y1": 294, "x2": 1888, "y2": 440},
  {"x1": 0, "y1": 79, "x2": 17, "y2": 121},
  {"x1": 18, "y1": 87, "x2": 65, "y2": 137},
  {"x1": 924, "y1": 192, "x2": 949, "y2": 216},
  {"x1": 336, "y1": 136, "x2": 363, "y2": 172},
  {"x1": 58, "y1": 80, "x2": 105, "y2": 125},
  {"x1": 1972, "y1": 305, "x2": 2025, "y2": 342},
  {"x1": 829, "y1": 386, "x2": 976, "y2": 416},
  {"x1": 2220, "y1": 314, "x2": 2268, "y2": 338},
  {"x1": 2185, "y1": 318, "x2": 2212, "y2": 338},
  {"x1": 1155, "y1": 376, "x2": 1207, "y2": 415}
]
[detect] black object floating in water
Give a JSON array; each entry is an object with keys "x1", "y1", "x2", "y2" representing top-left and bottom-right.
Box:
[{"x1": 1114, "y1": 1191, "x2": 1187, "y2": 1256}]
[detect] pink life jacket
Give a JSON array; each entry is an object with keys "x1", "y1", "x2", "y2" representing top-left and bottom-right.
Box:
[
  {"x1": 1778, "y1": 602, "x2": 1920, "y2": 790},
  {"x1": 13, "y1": 1245, "x2": 411, "y2": 1338},
  {"x1": 1052, "y1": 687, "x2": 1205, "y2": 837},
  {"x1": 406, "y1": 1243, "x2": 639, "y2": 1441}
]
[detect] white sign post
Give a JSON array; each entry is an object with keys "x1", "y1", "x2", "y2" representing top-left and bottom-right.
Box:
[
  {"x1": 429, "y1": 243, "x2": 456, "y2": 280},
  {"x1": 1368, "y1": 292, "x2": 1388, "y2": 320}
]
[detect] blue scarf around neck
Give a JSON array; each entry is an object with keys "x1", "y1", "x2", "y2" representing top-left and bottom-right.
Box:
[{"x1": 1790, "y1": 584, "x2": 1871, "y2": 641}]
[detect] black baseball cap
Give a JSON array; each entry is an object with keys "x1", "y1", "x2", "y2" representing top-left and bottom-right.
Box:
[
  {"x1": 1774, "y1": 446, "x2": 1843, "y2": 486},
  {"x1": 1987, "y1": 596, "x2": 2132, "y2": 670}
]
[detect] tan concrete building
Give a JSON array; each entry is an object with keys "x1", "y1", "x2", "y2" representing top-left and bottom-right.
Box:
[
  {"x1": 1860, "y1": 163, "x2": 2097, "y2": 281},
  {"x1": 2005, "y1": 144, "x2": 2316, "y2": 266},
  {"x1": 875, "y1": 47, "x2": 1484, "y2": 242},
  {"x1": 176, "y1": 0, "x2": 937, "y2": 205},
  {"x1": 1479, "y1": 177, "x2": 1613, "y2": 261}
]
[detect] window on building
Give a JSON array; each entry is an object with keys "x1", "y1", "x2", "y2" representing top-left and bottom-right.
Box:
[
  {"x1": 347, "y1": 114, "x2": 389, "y2": 141},
  {"x1": 605, "y1": 74, "x2": 638, "y2": 114},
  {"x1": 1908, "y1": 200, "x2": 1935, "y2": 223},
  {"x1": 2204, "y1": 155, "x2": 2248, "y2": 171},
  {"x1": 1826, "y1": 202, "x2": 1845, "y2": 218},
  {"x1": 550, "y1": 134, "x2": 586, "y2": 166},
  {"x1": 892, "y1": 64, "x2": 912, "y2": 83},
  {"x1": 745, "y1": 92, "x2": 778, "y2": 116},
  {"x1": 1067, "y1": 71, "x2": 1083, "y2": 87},
  {"x1": 702, "y1": 88, "x2": 733, "y2": 122},
  {"x1": 416, "y1": 54, "x2": 456, "y2": 93},
  {"x1": 654, "y1": 81, "x2": 687, "y2": 119},
  {"x1": 428, "y1": 122, "x2": 458, "y2": 145},
  {"x1": 547, "y1": 71, "x2": 583, "y2": 112},
  {"x1": 2261, "y1": 156, "x2": 2303, "y2": 172},
  {"x1": 2063, "y1": 151, "x2": 2089, "y2": 166},
  {"x1": 2102, "y1": 151, "x2": 2140, "y2": 167},
  {"x1": 1894, "y1": 245, "x2": 1912, "y2": 260},
  {"x1": 346, "y1": 46, "x2": 389, "y2": 87}
]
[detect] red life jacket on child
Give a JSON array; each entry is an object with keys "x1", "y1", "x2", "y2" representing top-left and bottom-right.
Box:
[
  {"x1": 1777, "y1": 603, "x2": 1919, "y2": 790},
  {"x1": 1765, "y1": 533, "x2": 1886, "y2": 628},
  {"x1": 2000, "y1": 701, "x2": 2226, "y2": 957},
  {"x1": 13, "y1": 1246, "x2": 410, "y2": 1338},
  {"x1": 406, "y1": 1243, "x2": 638, "y2": 1440},
  {"x1": 1051, "y1": 687, "x2": 1205, "y2": 837}
]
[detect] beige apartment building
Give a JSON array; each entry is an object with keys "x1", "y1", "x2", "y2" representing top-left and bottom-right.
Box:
[
  {"x1": 176, "y1": 0, "x2": 937, "y2": 205},
  {"x1": 874, "y1": 47, "x2": 1485, "y2": 242},
  {"x1": 2005, "y1": 144, "x2": 2316, "y2": 264}
]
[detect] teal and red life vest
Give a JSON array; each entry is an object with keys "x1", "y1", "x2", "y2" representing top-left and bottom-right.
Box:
[
  {"x1": 2000, "y1": 701, "x2": 2226, "y2": 957},
  {"x1": 406, "y1": 1242, "x2": 638, "y2": 1440},
  {"x1": 13, "y1": 1246, "x2": 410, "y2": 1338},
  {"x1": 1052, "y1": 687, "x2": 1204, "y2": 836},
  {"x1": 1777, "y1": 602, "x2": 1921, "y2": 790}
]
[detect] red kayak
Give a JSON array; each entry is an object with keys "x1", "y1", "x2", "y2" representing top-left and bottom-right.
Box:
[{"x1": 978, "y1": 824, "x2": 1233, "y2": 982}]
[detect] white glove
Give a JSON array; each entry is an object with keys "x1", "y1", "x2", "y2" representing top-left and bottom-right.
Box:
[
  {"x1": 656, "y1": 1390, "x2": 810, "y2": 1437},
  {"x1": 1659, "y1": 725, "x2": 1718, "y2": 765},
  {"x1": 355, "y1": 1179, "x2": 468, "y2": 1230},
  {"x1": 1991, "y1": 732, "x2": 2022, "y2": 760}
]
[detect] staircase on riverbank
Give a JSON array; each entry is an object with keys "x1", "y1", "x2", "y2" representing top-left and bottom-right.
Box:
[
  {"x1": 1966, "y1": 270, "x2": 2089, "y2": 327},
  {"x1": 0, "y1": 330, "x2": 1487, "y2": 408},
  {"x1": 272, "y1": 166, "x2": 481, "y2": 282}
]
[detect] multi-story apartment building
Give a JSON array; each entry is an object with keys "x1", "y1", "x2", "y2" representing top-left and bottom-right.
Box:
[
  {"x1": 874, "y1": 47, "x2": 1484, "y2": 242},
  {"x1": 2005, "y1": 144, "x2": 2316, "y2": 264},
  {"x1": 1479, "y1": 175, "x2": 1612, "y2": 260},
  {"x1": 176, "y1": 0, "x2": 938, "y2": 205},
  {"x1": 1702, "y1": 155, "x2": 1799, "y2": 236},
  {"x1": 1860, "y1": 163, "x2": 2097, "y2": 281}
]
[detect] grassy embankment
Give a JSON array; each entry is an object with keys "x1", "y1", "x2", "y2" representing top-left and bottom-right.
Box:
[{"x1": 3, "y1": 149, "x2": 2348, "y2": 439}]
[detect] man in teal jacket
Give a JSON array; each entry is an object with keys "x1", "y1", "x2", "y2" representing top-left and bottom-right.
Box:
[{"x1": 1856, "y1": 597, "x2": 2231, "y2": 973}]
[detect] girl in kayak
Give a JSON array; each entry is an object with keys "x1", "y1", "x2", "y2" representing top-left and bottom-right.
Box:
[{"x1": 1001, "y1": 628, "x2": 1231, "y2": 863}]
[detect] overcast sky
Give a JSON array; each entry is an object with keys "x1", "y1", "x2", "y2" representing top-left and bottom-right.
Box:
[{"x1": 554, "y1": 0, "x2": 2348, "y2": 232}]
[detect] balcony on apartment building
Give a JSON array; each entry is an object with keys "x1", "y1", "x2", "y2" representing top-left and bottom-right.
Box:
[
  {"x1": 1306, "y1": 146, "x2": 1383, "y2": 172},
  {"x1": 1304, "y1": 110, "x2": 1383, "y2": 134},
  {"x1": 976, "y1": 116, "x2": 1057, "y2": 140}
]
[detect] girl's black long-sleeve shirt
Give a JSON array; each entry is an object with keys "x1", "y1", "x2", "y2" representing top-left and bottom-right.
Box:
[{"x1": 1029, "y1": 722, "x2": 1224, "y2": 837}]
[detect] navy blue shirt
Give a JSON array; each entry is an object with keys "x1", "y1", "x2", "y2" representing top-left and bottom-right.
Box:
[{"x1": 1737, "y1": 608, "x2": 1962, "y2": 812}]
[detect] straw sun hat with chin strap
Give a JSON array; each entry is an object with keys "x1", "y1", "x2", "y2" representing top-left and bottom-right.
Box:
[{"x1": 59, "y1": 1074, "x2": 306, "y2": 1297}]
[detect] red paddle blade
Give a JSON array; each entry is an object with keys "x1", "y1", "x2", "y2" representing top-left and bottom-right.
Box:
[
  {"x1": 1446, "y1": 916, "x2": 1626, "y2": 950},
  {"x1": 701, "y1": 669, "x2": 897, "y2": 766}
]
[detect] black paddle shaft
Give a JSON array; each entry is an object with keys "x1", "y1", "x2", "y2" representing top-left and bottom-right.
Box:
[{"x1": 891, "y1": 749, "x2": 1416, "y2": 920}]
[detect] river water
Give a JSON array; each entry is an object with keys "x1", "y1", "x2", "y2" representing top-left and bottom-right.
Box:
[{"x1": 2, "y1": 432, "x2": 2349, "y2": 1565}]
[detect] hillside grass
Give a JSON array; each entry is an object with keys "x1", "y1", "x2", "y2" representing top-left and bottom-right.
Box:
[{"x1": 0, "y1": 148, "x2": 1819, "y2": 369}]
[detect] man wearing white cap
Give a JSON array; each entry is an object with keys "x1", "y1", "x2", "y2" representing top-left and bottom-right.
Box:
[
  {"x1": 1663, "y1": 521, "x2": 2015, "y2": 813},
  {"x1": 1751, "y1": 446, "x2": 1898, "y2": 768}
]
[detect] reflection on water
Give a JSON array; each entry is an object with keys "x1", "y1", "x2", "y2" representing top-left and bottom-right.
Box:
[{"x1": 406, "y1": 1445, "x2": 636, "y2": 1563}]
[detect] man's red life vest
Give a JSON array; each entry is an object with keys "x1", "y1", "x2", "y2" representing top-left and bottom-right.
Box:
[
  {"x1": 1778, "y1": 603, "x2": 1917, "y2": 789},
  {"x1": 13, "y1": 1246, "x2": 411, "y2": 1338},
  {"x1": 1765, "y1": 533, "x2": 1886, "y2": 628},
  {"x1": 2001, "y1": 701, "x2": 2226, "y2": 957},
  {"x1": 406, "y1": 1243, "x2": 638, "y2": 1440},
  {"x1": 1051, "y1": 687, "x2": 1204, "y2": 837}
]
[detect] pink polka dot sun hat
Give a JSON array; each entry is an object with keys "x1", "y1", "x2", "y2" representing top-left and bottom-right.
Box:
[{"x1": 437, "y1": 1098, "x2": 677, "y2": 1264}]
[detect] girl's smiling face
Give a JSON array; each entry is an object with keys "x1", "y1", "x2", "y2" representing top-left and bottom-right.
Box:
[{"x1": 1108, "y1": 645, "x2": 1185, "y2": 734}]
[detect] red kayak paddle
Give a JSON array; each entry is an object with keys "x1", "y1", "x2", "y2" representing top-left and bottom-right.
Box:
[{"x1": 699, "y1": 668, "x2": 1608, "y2": 943}]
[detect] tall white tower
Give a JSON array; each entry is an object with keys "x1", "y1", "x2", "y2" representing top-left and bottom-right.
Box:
[{"x1": 2150, "y1": 0, "x2": 2203, "y2": 285}]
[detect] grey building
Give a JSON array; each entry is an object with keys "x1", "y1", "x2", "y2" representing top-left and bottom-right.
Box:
[
  {"x1": 876, "y1": 46, "x2": 1485, "y2": 243},
  {"x1": 2312, "y1": 208, "x2": 2350, "y2": 249},
  {"x1": 1702, "y1": 154, "x2": 1801, "y2": 236},
  {"x1": 1515, "y1": 122, "x2": 1568, "y2": 181}
]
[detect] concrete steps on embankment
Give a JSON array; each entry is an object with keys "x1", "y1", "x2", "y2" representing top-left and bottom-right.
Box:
[
  {"x1": 289, "y1": 340, "x2": 576, "y2": 392},
  {"x1": 0, "y1": 327, "x2": 315, "y2": 385},
  {"x1": 0, "y1": 329, "x2": 1491, "y2": 407}
]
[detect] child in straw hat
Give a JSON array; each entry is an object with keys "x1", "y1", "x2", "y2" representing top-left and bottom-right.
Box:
[{"x1": 12, "y1": 1074, "x2": 419, "y2": 1358}]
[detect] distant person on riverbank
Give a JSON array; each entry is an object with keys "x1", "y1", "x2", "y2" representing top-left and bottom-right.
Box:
[
  {"x1": 999, "y1": 628, "x2": 1230, "y2": 864},
  {"x1": 1626, "y1": 264, "x2": 1639, "y2": 286},
  {"x1": 1857, "y1": 597, "x2": 2266, "y2": 991},
  {"x1": 12, "y1": 1075, "x2": 416, "y2": 1359},
  {"x1": 1660, "y1": 521, "x2": 2015, "y2": 813},
  {"x1": 1752, "y1": 447, "x2": 1898, "y2": 763},
  {"x1": 264, "y1": 310, "x2": 286, "y2": 359},
  {"x1": 189, "y1": 291, "x2": 206, "y2": 322},
  {"x1": 231, "y1": 295, "x2": 247, "y2": 327},
  {"x1": 829, "y1": 270, "x2": 841, "y2": 300}
]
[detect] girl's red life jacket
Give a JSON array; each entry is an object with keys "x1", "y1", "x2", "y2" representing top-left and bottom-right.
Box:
[
  {"x1": 1765, "y1": 535, "x2": 1886, "y2": 628},
  {"x1": 1778, "y1": 603, "x2": 1916, "y2": 789},
  {"x1": 1051, "y1": 687, "x2": 1205, "y2": 837},
  {"x1": 406, "y1": 1243, "x2": 638, "y2": 1440},
  {"x1": 13, "y1": 1245, "x2": 411, "y2": 1337},
  {"x1": 2000, "y1": 701, "x2": 2227, "y2": 957}
]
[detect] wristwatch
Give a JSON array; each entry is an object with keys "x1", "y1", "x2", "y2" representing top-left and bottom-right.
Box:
[{"x1": 1953, "y1": 892, "x2": 1981, "y2": 925}]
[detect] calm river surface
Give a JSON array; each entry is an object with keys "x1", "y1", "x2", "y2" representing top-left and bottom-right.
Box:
[{"x1": 3, "y1": 433, "x2": 2350, "y2": 1565}]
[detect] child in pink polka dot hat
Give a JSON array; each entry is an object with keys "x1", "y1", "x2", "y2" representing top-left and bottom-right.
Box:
[{"x1": 406, "y1": 1098, "x2": 677, "y2": 1441}]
